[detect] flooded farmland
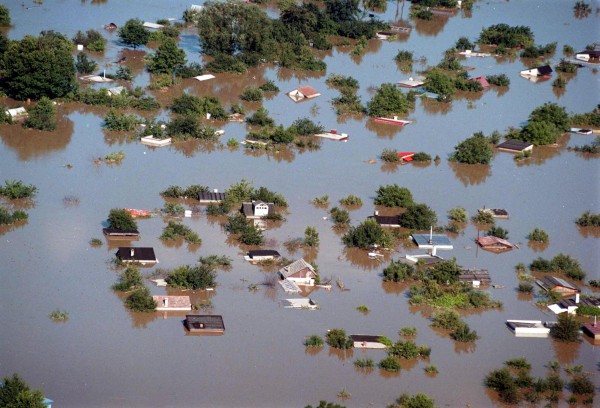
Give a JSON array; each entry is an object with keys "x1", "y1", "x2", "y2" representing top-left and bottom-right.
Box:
[{"x1": 0, "y1": 1, "x2": 599, "y2": 407}]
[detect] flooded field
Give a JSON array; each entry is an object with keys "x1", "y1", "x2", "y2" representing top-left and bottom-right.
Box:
[{"x1": 0, "y1": 1, "x2": 599, "y2": 407}]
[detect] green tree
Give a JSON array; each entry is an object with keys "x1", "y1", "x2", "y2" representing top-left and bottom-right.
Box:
[
  {"x1": 429, "y1": 259, "x2": 461, "y2": 284},
  {"x1": 112, "y1": 265, "x2": 143, "y2": 291},
  {"x1": 0, "y1": 180, "x2": 37, "y2": 199},
  {"x1": 0, "y1": 5, "x2": 11, "y2": 26},
  {"x1": 0, "y1": 374, "x2": 45, "y2": 408},
  {"x1": 422, "y1": 69, "x2": 456, "y2": 101},
  {"x1": 398, "y1": 204, "x2": 438, "y2": 230},
  {"x1": 392, "y1": 393, "x2": 436, "y2": 408},
  {"x1": 118, "y1": 19, "x2": 150, "y2": 49},
  {"x1": 326, "y1": 0, "x2": 359, "y2": 22},
  {"x1": 527, "y1": 228, "x2": 549, "y2": 243},
  {"x1": 550, "y1": 313, "x2": 580, "y2": 342},
  {"x1": 325, "y1": 328, "x2": 353, "y2": 349},
  {"x1": 528, "y1": 102, "x2": 570, "y2": 132},
  {"x1": 517, "y1": 120, "x2": 560, "y2": 145},
  {"x1": 3, "y1": 31, "x2": 77, "y2": 100},
  {"x1": 487, "y1": 226, "x2": 508, "y2": 239},
  {"x1": 75, "y1": 52, "x2": 97, "y2": 74},
  {"x1": 304, "y1": 226, "x2": 320, "y2": 247},
  {"x1": 107, "y1": 208, "x2": 138, "y2": 231},
  {"x1": 166, "y1": 264, "x2": 217, "y2": 290},
  {"x1": 125, "y1": 287, "x2": 156, "y2": 312},
  {"x1": 382, "y1": 260, "x2": 415, "y2": 282},
  {"x1": 374, "y1": 184, "x2": 414, "y2": 207},
  {"x1": 342, "y1": 218, "x2": 394, "y2": 249},
  {"x1": 367, "y1": 83, "x2": 414, "y2": 117},
  {"x1": 448, "y1": 207, "x2": 467, "y2": 223},
  {"x1": 450, "y1": 132, "x2": 493, "y2": 164},
  {"x1": 147, "y1": 37, "x2": 186, "y2": 74},
  {"x1": 23, "y1": 97, "x2": 57, "y2": 131}
]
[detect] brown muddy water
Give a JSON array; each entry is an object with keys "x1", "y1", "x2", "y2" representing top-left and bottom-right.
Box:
[{"x1": 1, "y1": 1, "x2": 599, "y2": 407}]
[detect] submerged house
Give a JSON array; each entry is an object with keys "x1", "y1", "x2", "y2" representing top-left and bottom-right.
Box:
[
  {"x1": 245, "y1": 249, "x2": 281, "y2": 263},
  {"x1": 350, "y1": 335, "x2": 387, "y2": 349},
  {"x1": 520, "y1": 65, "x2": 553, "y2": 77},
  {"x1": 184, "y1": 314, "x2": 225, "y2": 334},
  {"x1": 476, "y1": 236, "x2": 516, "y2": 252},
  {"x1": 536, "y1": 276, "x2": 580, "y2": 296},
  {"x1": 496, "y1": 140, "x2": 533, "y2": 154},
  {"x1": 242, "y1": 201, "x2": 274, "y2": 219},
  {"x1": 575, "y1": 50, "x2": 600, "y2": 63},
  {"x1": 115, "y1": 247, "x2": 158, "y2": 265},
  {"x1": 548, "y1": 294, "x2": 600, "y2": 315},
  {"x1": 5, "y1": 107, "x2": 28, "y2": 121},
  {"x1": 470, "y1": 75, "x2": 490, "y2": 89},
  {"x1": 107, "y1": 86, "x2": 126, "y2": 96},
  {"x1": 583, "y1": 321, "x2": 600, "y2": 341},
  {"x1": 197, "y1": 191, "x2": 226, "y2": 203},
  {"x1": 281, "y1": 298, "x2": 318, "y2": 309},
  {"x1": 506, "y1": 320, "x2": 551, "y2": 337},
  {"x1": 411, "y1": 233, "x2": 453, "y2": 251},
  {"x1": 370, "y1": 213, "x2": 401, "y2": 228},
  {"x1": 287, "y1": 85, "x2": 321, "y2": 102},
  {"x1": 458, "y1": 269, "x2": 491, "y2": 286},
  {"x1": 103, "y1": 227, "x2": 140, "y2": 238},
  {"x1": 478, "y1": 208, "x2": 509, "y2": 219},
  {"x1": 279, "y1": 258, "x2": 317, "y2": 286},
  {"x1": 152, "y1": 295, "x2": 192, "y2": 311}
]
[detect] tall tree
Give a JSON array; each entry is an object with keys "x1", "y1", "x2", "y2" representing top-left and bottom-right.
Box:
[
  {"x1": 0, "y1": 5, "x2": 10, "y2": 26},
  {"x1": 3, "y1": 31, "x2": 76, "y2": 100},
  {"x1": 147, "y1": 37, "x2": 186, "y2": 74},
  {"x1": 0, "y1": 374, "x2": 46, "y2": 408},
  {"x1": 24, "y1": 97, "x2": 57, "y2": 131},
  {"x1": 118, "y1": 19, "x2": 150, "y2": 49}
]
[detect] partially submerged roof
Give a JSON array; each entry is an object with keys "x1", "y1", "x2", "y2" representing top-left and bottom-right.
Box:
[
  {"x1": 107, "y1": 86, "x2": 126, "y2": 96},
  {"x1": 459, "y1": 269, "x2": 491, "y2": 284},
  {"x1": 471, "y1": 76, "x2": 490, "y2": 88},
  {"x1": 115, "y1": 247, "x2": 157, "y2": 263},
  {"x1": 477, "y1": 236, "x2": 516, "y2": 249},
  {"x1": 103, "y1": 228, "x2": 140, "y2": 236},
  {"x1": 153, "y1": 295, "x2": 192, "y2": 311},
  {"x1": 411, "y1": 234, "x2": 453, "y2": 250},
  {"x1": 185, "y1": 314, "x2": 225, "y2": 332},
  {"x1": 371, "y1": 215, "x2": 401, "y2": 227},
  {"x1": 398, "y1": 76, "x2": 425, "y2": 88},
  {"x1": 6, "y1": 107, "x2": 27, "y2": 118},
  {"x1": 143, "y1": 22, "x2": 164, "y2": 30},
  {"x1": 197, "y1": 191, "x2": 226, "y2": 202},
  {"x1": 281, "y1": 298, "x2": 318, "y2": 309},
  {"x1": 242, "y1": 201, "x2": 275, "y2": 217},
  {"x1": 350, "y1": 334, "x2": 384, "y2": 343},
  {"x1": 194, "y1": 74, "x2": 215, "y2": 81},
  {"x1": 496, "y1": 139, "x2": 533, "y2": 153},
  {"x1": 280, "y1": 258, "x2": 316, "y2": 279},
  {"x1": 536, "y1": 276, "x2": 580, "y2": 293},
  {"x1": 288, "y1": 85, "x2": 321, "y2": 101},
  {"x1": 248, "y1": 249, "x2": 281, "y2": 258}
]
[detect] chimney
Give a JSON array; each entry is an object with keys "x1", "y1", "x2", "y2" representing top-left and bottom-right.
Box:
[
  {"x1": 575, "y1": 293, "x2": 580, "y2": 304},
  {"x1": 214, "y1": 188, "x2": 218, "y2": 193},
  {"x1": 130, "y1": 248, "x2": 134, "y2": 257},
  {"x1": 374, "y1": 210, "x2": 379, "y2": 216},
  {"x1": 163, "y1": 298, "x2": 168, "y2": 307}
]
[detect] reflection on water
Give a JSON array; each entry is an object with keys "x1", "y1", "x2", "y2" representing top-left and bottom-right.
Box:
[{"x1": 449, "y1": 162, "x2": 491, "y2": 186}]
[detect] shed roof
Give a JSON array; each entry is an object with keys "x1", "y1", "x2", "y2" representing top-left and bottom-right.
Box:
[
  {"x1": 350, "y1": 335, "x2": 383, "y2": 343},
  {"x1": 185, "y1": 314, "x2": 225, "y2": 331},
  {"x1": 248, "y1": 249, "x2": 281, "y2": 258},
  {"x1": 197, "y1": 191, "x2": 226, "y2": 202},
  {"x1": 477, "y1": 236, "x2": 515, "y2": 248},
  {"x1": 116, "y1": 247, "x2": 156, "y2": 262},
  {"x1": 371, "y1": 215, "x2": 401, "y2": 226},
  {"x1": 496, "y1": 139, "x2": 533, "y2": 152},
  {"x1": 152, "y1": 295, "x2": 192, "y2": 310}
]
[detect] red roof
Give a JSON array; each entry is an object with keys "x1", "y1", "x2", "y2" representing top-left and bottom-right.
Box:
[
  {"x1": 397, "y1": 152, "x2": 415, "y2": 161},
  {"x1": 477, "y1": 236, "x2": 515, "y2": 248},
  {"x1": 125, "y1": 208, "x2": 150, "y2": 218},
  {"x1": 471, "y1": 76, "x2": 490, "y2": 88},
  {"x1": 297, "y1": 85, "x2": 320, "y2": 98},
  {"x1": 583, "y1": 323, "x2": 600, "y2": 335}
]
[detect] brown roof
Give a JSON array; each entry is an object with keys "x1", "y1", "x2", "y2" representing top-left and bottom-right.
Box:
[
  {"x1": 583, "y1": 323, "x2": 600, "y2": 336},
  {"x1": 496, "y1": 140, "x2": 533, "y2": 152},
  {"x1": 537, "y1": 276, "x2": 580, "y2": 293},
  {"x1": 152, "y1": 296, "x2": 192, "y2": 309},
  {"x1": 185, "y1": 315, "x2": 225, "y2": 332},
  {"x1": 297, "y1": 85, "x2": 320, "y2": 98},
  {"x1": 477, "y1": 236, "x2": 515, "y2": 248},
  {"x1": 115, "y1": 247, "x2": 157, "y2": 262},
  {"x1": 459, "y1": 269, "x2": 491, "y2": 283}
]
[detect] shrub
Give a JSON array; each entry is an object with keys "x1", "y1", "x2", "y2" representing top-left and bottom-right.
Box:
[
  {"x1": 374, "y1": 184, "x2": 414, "y2": 207},
  {"x1": 378, "y1": 356, "x2": 401, "y2": 372},
  {"x1": 472, "y1": 210, "x2": 494, "y2": 224},
  {"x1": 304, "y1": 335, "x2": 324, "y2": 347},
  {"x1": 112, "y1": 265, "x2": 143, "y2": 291},
  {"x1": 24, "y1": 97, "x2": 56, "y2": 131},
  {"x1": 49, "y1": 309, "x2": 69, "y2": 322},
  {"x1": 527, "y1": 228, "x2": 549, "y2": 243},
  {"x1": 394, "y1": 50, "x2": 413, "y2": 63},
  {"x1": 424, "y1": 365, "x2": 438, "y2": 374},
  {"x1": 356, "y1": 305, "x2": 369, "y2": 313},
  {"x1": 570, "y1": 374, "x2": 595, "y2": 395},
  {"x1": 160, "y1": 221, "x2": 201, "y2": 244},
  {"x1": 246, "y1": 107, "x2": 275, "y2": 127},
  {"x1": 339, "y1": 195, "x2": 362, "y2": 206},
  {"x1": 165, "y1": 264, "x2": 216, "y2": 290},
  {"x1": 330, "y1": 207, "x2": 350, "y2": 226},
  {"x1": 312, "y1": 195, "x2": 329, "y2": 206},
  {"x1": 258, "y1": 80, "x2": 279, "y2": 92},
  {"x1": 326, "y1": 74, "x2": 360, "y2": 91},
  {"x1": 589, "y1": 280, "x2": 600, "y2": 288},
  {"x1": 240, "y1": 87, "x2": 264, "y2": 102},
  {"x1": 448, "y1": 207, "x2": 467, "y2": 223},
  {"x1": 505, "y1": 358, "x2": 531, "y2": 370},
  {"x1": 89, "y1": 238, "x2": 102, "y2": 247},
  {"x1": 455, "y1": 37, "x2": 474, "y2": 51},
  {"x1": 75, "y1": 52, "x2": 97, "y2": 74},
  {"x1": 412, "y1": 152, "x2": 432, "y2": 162},
  {"x1": 289, "y1": 118, "x2": 324, "y2": 136},
  {"x1": 550, "y1": 313, "x2": 580, "y2": 342},
  {"x1": 450, "y1": 132, "x2": 493, "y2": 164},
  {"x1": 398, "y1": 203, "x2": 438, "y2": 230},
  {"x1": 487, "y1": 226, "x2": 508, "y2": 239},
  {"x1": 0, "y1": 180, "x2": 37, "y2": 199},
  {"x1": 164, "y1": 202, "x2": 185, "y2": 216},
  {"x1": 487, "y1": 74, "x2": 510, "y2": 86},
  {"x1": 381, "y1": 148, "x2": 401, "y2": 162},
  {"x1": 107, "y1": 208, "x2": 138, "y2": 231},
  {"x1": 0, "y1": 206, "x2": 28, "y2": 225},
  {"x1": 354, "y1": 358, "x2": 374, "y2": 368},
  {"x1": 576, "y1": 211, "x2": 600, "y2": 227},
  {"x1": 576, "y1": 305, "x2": 600, "y2": 317},
  {"x1": 125, "y1": 287, "x2": 156, "y2": 312},
  {"x1": 366, "y1": 83, "x2": 415, "y2": 117},
  {"x1": 392, "y1": 393, "x2": 436, "y2": 408},
  {"x1": 167, "y1": 115, "x2": 218, "y2": 140},
  {"x1": 303, "y1": 226, "x2": 320, "y2": 247},
  {"x1": 325, "y1": 328, "x2": 353, "y2": 349},
  {"x1": 399, "y1": 327, "x2": 417, "y2": 337},
  {"x1": 518, "y1": 282, "x2": 533, "y2": 293},
  {"x1": 382, "y1": 260, "x2": 415, "y2": 282},
  {"x1": 103, "y1": 110, "x2": 140, "y2": 131}
]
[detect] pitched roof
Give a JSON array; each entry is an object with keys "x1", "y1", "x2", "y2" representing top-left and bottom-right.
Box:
[
  {"x1": 197, "y1": 191, "x2": 226, "y2": 202},
  {"x1": 248, "y1": 249, "x2": 280, "y2": 258},
  {"x1": 496, "y1": 139, "x2": 533, "y2": 152},
  {"x1": 115, "y1": 247, "x2": 156, "y2": 262},
  {"x1": 279, "y1": 258, "x2": 316, "y2": 279},
  {"x1": 537, "y1": 276, "x2": 580, "y2": 292},
  {"x1": 471, "y1": 76, "x2": 490, "y2": 88},
  {"x1": 536, "y1": 65, "x2": 553, "y2": 75},
  {"x1": 242, "y1": 201, "x2": 274, "y2": 217},
  {"x1": 152, "y1": 295, "x2": 192, "y2": 310},
  {"x1": 371, "y1": 215, "x2": 401, "y2": 226},
  {"x1": 477, "y1": 236, "x2": 515, "y2": 248},
  {"x1": 459, "y1": 269, "x2": 491, "y2": 283},
  {"x1": 185, "y1": 314, "x2": 225, "y2": 331},
  {"x1": 559, "y1": 296, "x2": 600, "y2": 308},
  {"x1": 296, "y1": 85, "x2": 320, "y2": 98}
]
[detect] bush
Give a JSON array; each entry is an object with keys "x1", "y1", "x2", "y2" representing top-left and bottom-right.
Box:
[
  {"x1": 412, "y1": 152, "x2": 432, "y2": 162},
  {"x1": 112, "y1": 265, "x2": 143, "y2": 291},
  {"x1": 303, "y1": 226, "x2": 320, "y2": 247},
  {"x1": 160, "y1": 221, "x2": 201, "y2": 244},
  {"x1": 485, "y1": 368, "x2": 520, "y2": 404},
  {"x1": 49, "y1": 309, "x2": 69, "y2": 322},
  {"x1": 374, "y1": 184, "x2": 414, "y2": 207},
  {"x1": 163, "y1": 202, "x2": 185, "y2": 216},
  {"x1": 339, "y1": 195, "x2": 362, "y2": 206},
  {"x1": 518, "y1": 282, "x2": 533, "y2": 293},
  {"x1": 478, "y1": 23, "x2": 534, "y2": 48},
  {"x1": 330, "y1": 207, "x2": 350, "y2": 226},
  {"x1": 367, "y1": 83, "x2": 415, "y2": 117},
  {"x1": 342, "y1": 218, "x2": 394, "y2": 249},
  {"x1": 398, "y1": 204, "x2": 438, "y2": 230},
  {"x1": 448, "y1": 207, "x2": 467, "y2": 223},
  {"x1": 450, "y1": 132, "x2": 493, "y2": 164},
  {"x1": 246, "y1": 107, "x2": 275, "y2": 127},
  {"x1": 487, "y1": 74, "x2": 510, "y2": 87},
  {"x1": 290, "y1": 118, "x2": 324, "y2": 136},
  {"x1": 107, "y1": 208, "x2": 138, "y2": 231},
  {"x1": 576, "y1": 211, "x2": 600, "y2": 227},
  {"x1": 304, "y1": 335, "x2": 324, "y2": 347},
  {"x1": 312, "y1": 195, "x2": 329, "y2": 206},
  {"x1": 382, "y1": 260, "x2": 415, "y2": 282},
  {"x1": 550, "y1": 313, "x2": 580, "y2": 342},
  {"x1": 431, "y1": 310, "x2": 463, "y2": 330},
  {"x1": 0, "y1": 206, "x2": 28, "y2": 225},
  {"x1": 399, "y1": 327, "x2": 417, "y2": 337},
  {"x1": 487, "y1": 226, "x2": 508, "y2": 239},
  {"x1": 240, "y1": 87, "x2": 264, "y2": 102},
  {"x1": 354, "y1": 358, "x2": 374, "y2": 368},
  {"x1": 165, "y1": 264, "x2": 216, "y2": 290},
  {"x1": 0, "y1": 4, "x2": 10, "y2": 26},
  {"x1": 125, "y1": 287, "x2": 156, "y2": 312},
  {"x1": 24, "y1": 97, "x2": 57, "y2": 131},
  {"x1": 103, "y1": 110, "x2": 140, "y2": 131},
  {"x1": 0, "y1": 180, "x2": 37, "y2": 199},
  {"x1": 75, "y1": 52, "x2": 97, "y2": 74},
  {"x1": 392, "y1": 393, "x2": 436, "y2": 408},
  {"x1": 472, "y1": 210, "x2": 494, "y2": 224},
  {"x1": 325, "y1": 328, "x2": 353, "y2": 349},
  {"x1": 381, "y1": 148, "x2": 401, "y2": 162},
  {"x1": 167, "y1": 115, "x2": 217, "y2": 140},
  {"x1": 394, "y1": 50, "x2": 413, "y2": 63},
  {"x1": 576, "y1": 305, "x2": 600, "y2": 317},
  {"x1": 378, "y1": 356, "x2": 401, "y2": 372},
  {"x1": 505, "y1": 358, "x2": 531, "y2": 370},
  {"x1": 326, "y1": 74, "x2": 360, "y2": 91},
  {"x1": 570, "y1": 374, "x2": 595, "y2": 395},
  {"x1": 258, "y1": 80, "x2": 279, "y2": 92}
]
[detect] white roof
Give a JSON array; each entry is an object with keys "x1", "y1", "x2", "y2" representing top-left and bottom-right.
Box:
[
  {"x1": 6, "y1": 107, "x2": 27, "y2": 117},
  {"x1": 80, "y1": 75, "x2": 113, "y2": 83},
  {"x1": 143, "y1": 22, "x2": 164, "y2": 30},
  {"x1": 190, "y1": 4, "x2": 203, "y2": 11},
  {"x1": 194, "y1": 74, "x2": 216, "y2": 81},
  {"x1": 107, "y1": 86, "x2": 126, "y2": 96}
]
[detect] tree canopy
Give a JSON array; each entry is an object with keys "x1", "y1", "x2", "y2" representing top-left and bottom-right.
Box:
[
  {"x1": 118, "y1": 19, "x2": 150, "y2": 49},
  {"x1": 107, "y1": 208, "x2": 138, "y2": 231},
  {"x1": 24, "y1": 97, "x2": 57, "y2": 131},
  {"x1": 147, "y1": 37, "x2": 187, "y2": 74},
  {"x1": 0, "y1": 374, "x2": 46, "y2": 408},
  {"x1": 478, "y1": 24, "x2": 534, "y2": 48},
  {"x1": 342, "y1": 218, "x2": 394, "y2": 249},
  {"x1": 3, "y1": 31, "x2": 77, "y2": 100},
  {"x1": 450, "y1": 132, "x2": 494, "y2": 164},
  {"x1": 398, "y1": 204, "x2": 438, "y2": 230},
  {"x1": 367, "y1": 83, "x2": 415, "y2": 117},
  {"x1": 374, "y1": 184, "x2": 414, "y2": 207}
]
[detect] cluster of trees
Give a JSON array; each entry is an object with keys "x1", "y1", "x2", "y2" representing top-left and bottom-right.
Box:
[
  {"x1": 372, "y1": 184, "x2": 437, "y2": 230},
  {"x1": 0, "y1": 180, "x2": 37, "y2": 199},
  {"x1": 165, "y1": 264, "x2": 217, "y2": 290},
  {"x1": 107, "y1": 208, "x2": 138, "y2": 231},
  {"x1": 161, "y1": 184, "x2": 209, "y2": 199},
  {"x1": 160, "y1": 221, "x2": 201, "y2": 244},
  {"x1": 485, "y1": 358, "x2": 595, "y2": 404},
  {"x1": 367, "y1": 83, "x2": 415, "y2": 117},
  {"x1": 575, "y1": 210, "x2": 600, "y2": 227},
  {"x1": 224, "y1": 214, "x2": 264, "y2": 245},
  {"x1": 76, "y1": 87, "x2": 160, "y2": 111},
  {"x1": 513, "y1": 103, "x2": 570, "y2": 145},
  {"x1": 327, "y1": 74, "x2": 365, "y2": 115},
  {"x1": 570, "y1": 104, "x2": 600, "y2": 128},
  {"x1": 529, "y1": 253, "x2": 586, "y2": 280},
  {"x1": 478, "y1": 24, "x2": 535, "y2": 49},
  {"x1": 421, "y1": 68, "x2": 484, "y2": 101},
  {"x1": 450, "y1": 131, "x2": 495, "y2": 164},
  {"x1": 194, "y1": 0, "x2": 387, "y2": 73},
  {"x1": 431, "y1": 309, "x2": 478, "y2": 342},
  {"x1": 245, "y1": 116, "x2": 324, "y2": 147},
  {"x1": 73, "y1": 29, "x2": 106, "y2": 52},
  {"x1": 111, "y1": 265, "x2": 155, "y2": 312},
  {"x1": 207, "y1": 180, "x2": 287, "y2": 217},
  {"x1": 0, "y1": 374, "x2": 47, "y2": 408},
  {"x1": 342, "y1": 218, "x2": 394, "y2": 249}
]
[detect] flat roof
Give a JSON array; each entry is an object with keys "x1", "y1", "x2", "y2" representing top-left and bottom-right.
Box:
[{"x1": 411, "y1": 234, "x2": 453, "y2": 249}]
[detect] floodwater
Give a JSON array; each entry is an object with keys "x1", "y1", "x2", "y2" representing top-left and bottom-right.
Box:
[{"x1": 1, "y1": 1, "x2": 599, "y2": 407}]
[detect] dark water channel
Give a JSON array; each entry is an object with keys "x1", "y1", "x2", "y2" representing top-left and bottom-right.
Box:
[{"x1": 1, "y1": 1, "x2": 599, "y2": 407}]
